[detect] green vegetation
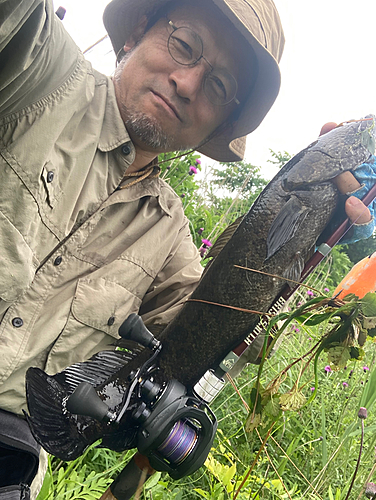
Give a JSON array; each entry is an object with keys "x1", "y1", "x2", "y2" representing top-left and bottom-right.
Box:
[{"x1": 36, "y1": 151, "x2": 376, "y2": 499}]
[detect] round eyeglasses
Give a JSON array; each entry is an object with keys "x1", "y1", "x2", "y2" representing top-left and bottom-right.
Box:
[{"x1": 167, "y1": 20, "x2": 240, "y2": 107}]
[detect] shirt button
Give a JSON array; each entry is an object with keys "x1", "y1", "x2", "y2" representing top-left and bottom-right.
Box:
[
  {"x1": 54, "y1": 256, "x2": 63, "y2": 266},
  {"x1": 121, "y1": 144, "x2": 131, "y2": 156},
  {"x1": 12, "y1": 317, "x2": 23, "y2": 328},
  {"x1": 107, "y1": 316, "x2": 115, "y2": 326},
  {"x1": 47, "y1": 171, "x2": 54, "y2": 183}
]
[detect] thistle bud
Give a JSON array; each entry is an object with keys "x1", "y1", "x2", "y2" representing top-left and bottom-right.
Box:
[
  {"x1": 358, "y1": 407, "x2": 368, "y2": 420},
  {"x1": 365, "y1": 482, "x2": 376, "y2": 498}
]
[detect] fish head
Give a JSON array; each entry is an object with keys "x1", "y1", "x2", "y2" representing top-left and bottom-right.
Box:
[{"x1": 283, "y1": 115, "x2": 376, "y2": 191}]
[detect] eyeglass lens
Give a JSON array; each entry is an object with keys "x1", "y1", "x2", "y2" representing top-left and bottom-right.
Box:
[{"x1": 167, "y1": 25, "x2": 238, "y2": 106}]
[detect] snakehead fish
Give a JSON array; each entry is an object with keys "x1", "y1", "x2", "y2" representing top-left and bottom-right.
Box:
[{"x1": 26, "y1": 116, "x2": 376, "y2": 460}]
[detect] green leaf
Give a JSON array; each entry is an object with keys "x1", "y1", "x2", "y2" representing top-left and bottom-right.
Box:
[
  {"x1": 279, "y1": 390, "x2": 306, "y2": 411},
  {"x1": 144, "y1": 471, "x2": 162, "y2": 490},
  {"x1": 363, "y1": 316, "x2": 376, "y2": 330},
  {"x1": 326, "y1": 346, "x2": 351, "y2": 369},
  {"x1": 361, "y1": 292, "x2": 376, "y2": 316}
]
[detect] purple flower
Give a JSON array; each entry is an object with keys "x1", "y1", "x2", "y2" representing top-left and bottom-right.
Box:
[
  {"x1": 189, "y1": 165, "x2": 198, "y2": 175},
  {"x1": 325, "y1": 365, "x2": 332, "y2": 373},
  {"x1": 195, "y1": 159, "x2": 201, "y2": 165},
  {"x1": 363, "y1": 366, "x2": 370, "y2": 372},
  {"x1": 342, "y1": 382, "x2": 349, "y2": 388},
  {"x1": 307, "y1": 290, "x2": 314, "y2": 297},
  {"x1": 293, "y1": 327, "x2": 300, "y2": 332},
  {"x1": 201, "y1": 238, "x2": 212, "y2": 247},
  {"x1": 324, "y1": 287, "x2": 330, "y2": 293},
  {"x1": 365, "y1": 482, "x2": 376, "y2": 498},
  {"x1": 197, "y1": 228, "x2": 204, "y2": 235},
  {"x1": 308, "y1": 337, "x2": 312, "y2": 341},
  {"x1": 297, "y1": 301, "x2": 302, "y2": 306},
  {"x1": 199, "y1": 246, "x2": 207, "y2": 258},
  {"x1": 358, "y1": 407, "x2": 368, "y2": 420},
  {"x1": 310, "y1": 387, "x2": 315, "y2": 392}
]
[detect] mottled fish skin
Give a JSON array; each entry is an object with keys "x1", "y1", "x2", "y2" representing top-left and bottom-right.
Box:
[
  {"x1": 26, "y1": 116, "x2": 376, "y2": 460},
  {"x1": 157, "y1": 117, "x2": 376, "y2": 386}
]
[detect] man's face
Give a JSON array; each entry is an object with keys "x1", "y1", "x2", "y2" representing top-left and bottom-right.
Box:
[{"x1": 113, "y1": 2, "x2": 253, "y2": 155}]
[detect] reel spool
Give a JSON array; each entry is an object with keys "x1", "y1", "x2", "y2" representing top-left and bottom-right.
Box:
[{"x1": 134, "y1": 378, "x2": 217, "y2": 479}]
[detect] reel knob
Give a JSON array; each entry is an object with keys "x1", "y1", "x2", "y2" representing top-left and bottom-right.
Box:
[
  {"x1": 66, "y1": 382, "x2": 115, "y2": 422},
  {"x1": 118, "y1": 314, "x2": 160, "y2": 350}
]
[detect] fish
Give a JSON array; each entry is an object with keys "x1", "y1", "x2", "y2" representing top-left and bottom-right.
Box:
[{"x1": 26, "y1": 116, "x2": 376, "y2": 461}]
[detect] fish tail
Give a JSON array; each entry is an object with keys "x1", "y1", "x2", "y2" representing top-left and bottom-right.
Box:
[{"x1": 25, "y1": 367, "x2": 96, "y2": 461}]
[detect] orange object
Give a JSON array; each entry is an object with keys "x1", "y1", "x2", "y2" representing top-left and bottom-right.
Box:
[{"x1": 334, "y1": 252, "x2": 376, "y2": 299}]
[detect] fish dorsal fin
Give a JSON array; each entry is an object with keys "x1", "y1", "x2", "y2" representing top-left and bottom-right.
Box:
[
  {"x1": 205, "y1": 215, "x2": 244, "y2": 260},
  {"x1": 266, "y1": 196, "x2": 310, "y2": 260},
  {"x1": 54, "y1": 343, "x2": 142, "y2": 392}
]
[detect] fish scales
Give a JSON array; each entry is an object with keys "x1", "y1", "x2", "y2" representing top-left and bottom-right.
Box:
[{"x1": 25, "y1": 116, "x2": 376, "y2": 460}]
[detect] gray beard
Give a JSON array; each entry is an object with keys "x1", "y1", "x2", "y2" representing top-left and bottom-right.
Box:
[{"x1": 124, "y1": 108, "x2": 190, "y2": 151}]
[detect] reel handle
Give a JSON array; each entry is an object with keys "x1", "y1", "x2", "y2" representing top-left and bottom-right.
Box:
[
  {"x1": 66, "y1": 382, "x2": 115, "y2": 422},
  {"x1": 118, "y1": 314, "x2": 160, "y2": 350}
]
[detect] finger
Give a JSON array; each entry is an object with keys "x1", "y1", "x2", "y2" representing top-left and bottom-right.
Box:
[
  {"x1": 345, "y1": 196, "x2": 372, "y2": 224},
  {"x1": 319, "y1": 122, "x2": 338, "y2": 136},
  {"x1": 333, "y1": 171, "x2": 361, "y2": 195}
]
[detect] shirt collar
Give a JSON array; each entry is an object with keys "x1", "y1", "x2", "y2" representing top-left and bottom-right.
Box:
[{"x1": 97, "y1": 77, "x2": 132, "y2": 152}]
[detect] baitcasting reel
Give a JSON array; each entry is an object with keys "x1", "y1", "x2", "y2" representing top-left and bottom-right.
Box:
[{"x1": 66, "y1": 314, "x2": 217, "y2": 479}]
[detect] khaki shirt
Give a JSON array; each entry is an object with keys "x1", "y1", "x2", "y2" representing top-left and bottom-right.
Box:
[{"x1": 0, "y1": 0, "x2": 202, "y2": 414}]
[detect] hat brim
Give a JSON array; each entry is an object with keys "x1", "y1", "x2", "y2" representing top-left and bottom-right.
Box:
[{"x1": 103, "y1": 0, "x2": 283, "y2": 162}]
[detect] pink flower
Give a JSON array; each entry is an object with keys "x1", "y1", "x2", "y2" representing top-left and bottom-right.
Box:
[
  {"x1": 297, "y1": 301, "x2": 302, "y2": 306},
  {"x1": 199, "y1": 246, "x2": 207, "y2": 258},
  {"x1": 363, "y1": 366, "x2": 370, "y2": 372},
  {"x1": 342, "y1": 382, "x2": 349, "y2": 388},
  {"x1": 324, "y1": 287, "x2": 330, "y2": 293},
  {"x1": 189, "y1": 165, "x2": 198, "y2": 175},
  {"x1": 197, "y1": 228, "x2": 204, "y2": 235},
  {"x1": 195, "y1": 159, "x2": 201, "y2": 165},
  {"x1": 201, "y1": 238, "x2": 212, "y2": 247},
  {"x1": 310, "y1": 387, "x2": 315, "y2": 391},
  {"x1": 325, "y1": 365, "x2": 332, "y2": 373},
  {"x1": 307, "y1": 290, "x2": 314, "y2": 297}
]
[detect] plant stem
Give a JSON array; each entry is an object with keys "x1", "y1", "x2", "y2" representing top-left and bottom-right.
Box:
[
  {"x1": 344, "y1": 419, "x2": 365, "y2": 500},
  {"x1": 233, "y1": 424, "x2": 275, "y2": 500}
]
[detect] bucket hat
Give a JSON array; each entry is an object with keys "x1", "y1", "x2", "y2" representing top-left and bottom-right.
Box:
[{"x1": 103, "y1": 0, "x2": 285, "y2": 162}]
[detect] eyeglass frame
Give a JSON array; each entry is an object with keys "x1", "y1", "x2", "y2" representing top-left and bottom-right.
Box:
[{"x1": 166, "y1": 19, "x2": 240, "y2": 107}]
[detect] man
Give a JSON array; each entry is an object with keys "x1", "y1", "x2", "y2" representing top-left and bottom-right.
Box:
[{"x1": 0, "y1": 0, "x2": 374, "y2": 498}]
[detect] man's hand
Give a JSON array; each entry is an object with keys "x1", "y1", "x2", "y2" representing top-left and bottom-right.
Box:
[{"x1": 320, "y1": 122, "x2": 375, "y2": 242}]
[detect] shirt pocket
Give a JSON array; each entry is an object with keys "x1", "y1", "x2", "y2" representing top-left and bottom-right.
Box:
[{"x1": 45, "y1": 277, "x2": 142, "y2": 375}]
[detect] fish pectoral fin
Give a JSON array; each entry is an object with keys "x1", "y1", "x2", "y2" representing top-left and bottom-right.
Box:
[
  {"x1": 25, "y1": 367, "x2": 95, "y2": 461},
  {"x1": 266, "y1": 196, "x2": 310, "y2": 260},
  {"x1": 283, "y1": 252, "x2": 305, "y2": 288},
  {"x1": 54, "y1": 346, "x2": 142, "y2": 393}
]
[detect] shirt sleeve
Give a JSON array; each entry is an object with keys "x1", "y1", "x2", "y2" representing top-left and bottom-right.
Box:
[
  {"x1": 0, "y1": 0, "x2": 79, "y2": 117},
  {"x1": 139, "y1": 221, "x2": 203, "y2": 335}
]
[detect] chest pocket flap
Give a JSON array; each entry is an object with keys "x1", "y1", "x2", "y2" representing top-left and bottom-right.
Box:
[{"x1": 71, "y1": 278, "x2": 142, "y2": 338}]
